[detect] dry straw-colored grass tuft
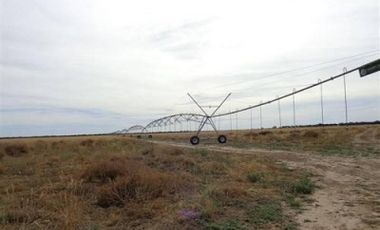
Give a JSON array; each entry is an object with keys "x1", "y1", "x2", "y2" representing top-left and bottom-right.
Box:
[
  {"x1": 96, "y1": 169, "x2": 181, "y2": 208},
  {"x1": 80, "y1": 153, "x2": 187, "y2": 208},
  {"x1": 81, "y1": 157, "x2": 128, "y2": 182},
  {"x1": 302, "y1": 130, "x2": 319, "y2": 138}
]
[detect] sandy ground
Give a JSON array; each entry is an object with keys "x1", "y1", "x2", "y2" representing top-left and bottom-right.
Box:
[{"x1": 149, "y1": 140, "x2": 380, "y2": 230}]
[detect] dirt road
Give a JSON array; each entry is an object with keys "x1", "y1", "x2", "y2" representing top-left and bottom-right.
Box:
[{"x1": 150, "y1": 140, "x2": 380, "y2": 230}]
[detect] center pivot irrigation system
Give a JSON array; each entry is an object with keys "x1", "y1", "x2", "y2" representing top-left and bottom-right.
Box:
[
  {"x1": 115, "y1": 58, "x2": 380, "y2": 145},
  {"x1": 187, "y1": 93, "x2": 231, "y2": 145}
]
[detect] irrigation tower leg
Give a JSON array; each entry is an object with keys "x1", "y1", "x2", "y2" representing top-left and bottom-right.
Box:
[{"x1": 187, "y1": 93, "x2": 231, "y2": 145}]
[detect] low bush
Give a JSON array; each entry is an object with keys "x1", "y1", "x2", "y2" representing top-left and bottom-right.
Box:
[
  {"x1": 287, "y1": 196, "x2": 301, "y2": 209},
  {"x1": 4, "y1": 144, "x2": 28, "y2": 157},
  {"x1": 250, "y1": 201, "x2": 282, "y2": 225},
  {"x1": 80, "y1": 139, "x2": 94, "y2": 147},
  {"x1": 291, "y1": 177, "x2": 315, "y2": 194},
  {"x1": 81, "y1": 157, "x2": 127, "y2": 182},
  {"x1": 258, "y1": 131, "x2": 272, "y2": 136},
  {"x1": 247, "y1": 172, "x2": 263, "y2": 183},
  {"x1": 259, "y1": 130, "x2": 273, "y2": 136},
  {"x1": 96, "y1": 169, "x2": 181, "y2": 208},
  {"x1": 302, "y1": 130, "x2": 319, "y2": 138}
]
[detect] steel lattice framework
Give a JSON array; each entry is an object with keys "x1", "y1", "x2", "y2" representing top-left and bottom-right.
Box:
[
  {"x1": 114, "y1": 125, "x2": 145, "y2": 134},
  {"x1": 115, "y1": 113, "x2": 209, "y2": 134},
  {"x1": 143, "y1": 113, "x2": 206, "y2": 131}
]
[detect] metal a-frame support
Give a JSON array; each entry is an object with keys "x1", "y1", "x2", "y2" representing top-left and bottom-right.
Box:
[{"x1": 187, "y1": 93, "x2": 231, "y2": 145}]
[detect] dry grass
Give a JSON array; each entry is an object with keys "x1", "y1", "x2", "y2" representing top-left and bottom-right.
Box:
[
  {"x1": 0, "y1": 125, "x2": 376, "y2": 228},
  {"x1": 302, "y1": 130, "x2": 319, "y2": 138},
  {"x1": 0, "y1": 135, "x2": 313, "y2": 229},
  {"x1": 152, "y1": 125, "x2": 380, "y2": 156},
  {"x1": 81, "y1": 157, "x2": 127, "y2": 182},
  {"x1": 225, "y1": 125, "x2": 380, "y2": 156},
  {"x1": 80, "y1": 139, "x2": 95, "y2": 147},
  {"x1": 96, "y1": 167, "x2": 184, "y2": 208},
  {"x1": 3, "y1": 144, "x2": 28, "y2": 157}
]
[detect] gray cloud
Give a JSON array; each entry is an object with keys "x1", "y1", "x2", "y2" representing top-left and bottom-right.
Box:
[
  {"x1": 150, "y1": 19, "x2": 213, "y2": 43},
  {"x1": 149, "y1": 19, "x2": 213, "y2": 59}
]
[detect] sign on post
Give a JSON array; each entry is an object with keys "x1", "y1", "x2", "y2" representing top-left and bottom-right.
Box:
[{"x1": 359, "y1": 59, "x2": 380, "y2": 77}]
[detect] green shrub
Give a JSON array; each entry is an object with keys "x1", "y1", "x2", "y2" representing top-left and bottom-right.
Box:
[
  {"x1": 287, "y1": 196, "x2": 301, "y2": 209},
  {"x1": 291, "y1": 177, "x2": 315, "y2": 194},
  {"x1": 250, "y1": 201, "x2": 282, "y2": 225},
  {"x1": 247, "y1": 173, "x2": 263, "y2": 183}
]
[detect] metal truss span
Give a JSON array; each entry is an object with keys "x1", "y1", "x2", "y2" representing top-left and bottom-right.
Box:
[
  {"x1": 114, "y1": 125, "x2": 145, "y2": 134},
  {"x1": 143, "y1": 113, "x2": 207, "y2": 132},
  {"x1": 118, "y1": 113, "x2": 208, "y2": 134}
]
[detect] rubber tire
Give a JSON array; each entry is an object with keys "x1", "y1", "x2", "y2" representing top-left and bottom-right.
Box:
[
  {"x1": 190, "y1": 136, "x2": 200, "y2": 145},
  {"x1": 218, "y1": 135, "x2": 227, "y2": 144}
]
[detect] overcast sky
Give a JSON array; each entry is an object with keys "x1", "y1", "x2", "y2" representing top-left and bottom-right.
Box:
[{"x1": 0, "y1": 0, "x2": 379, "y2": 136}]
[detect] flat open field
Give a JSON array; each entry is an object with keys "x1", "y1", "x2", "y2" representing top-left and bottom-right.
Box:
[
  {"x1": 151, "y1": 125, "x2": 380, "y2": 157},
  {"x1": 0, "y1": 125, "x2": 379, "y2": 229}
]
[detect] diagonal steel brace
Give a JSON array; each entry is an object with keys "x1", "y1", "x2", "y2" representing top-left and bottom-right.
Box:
[{"x1": 187, "y1": 93, "x2": 231, "y2": 135}]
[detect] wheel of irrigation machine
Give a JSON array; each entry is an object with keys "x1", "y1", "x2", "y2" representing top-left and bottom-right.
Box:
[
  {"x1": 190, "y1": 136, "x2": 200, "y2": 145},
  {"x1": 217, "y1": 135, "x2": 227, "y2": 144}
]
